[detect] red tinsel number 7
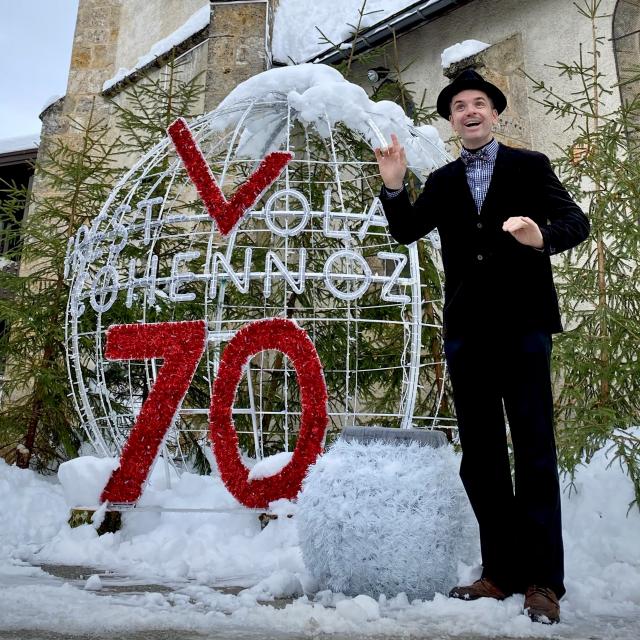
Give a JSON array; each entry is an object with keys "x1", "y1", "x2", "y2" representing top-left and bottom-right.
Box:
[{"x1": 100, "y1": 321, "x2": 207, "y2": 504}]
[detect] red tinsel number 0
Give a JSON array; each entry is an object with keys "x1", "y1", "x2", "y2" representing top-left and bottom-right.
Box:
[
  {"x1": 101, "y1": 318, "x2": 328, "y2": 509},
  {"x1": 210, "y1": 318, "x2": 328, "y2": 508}
]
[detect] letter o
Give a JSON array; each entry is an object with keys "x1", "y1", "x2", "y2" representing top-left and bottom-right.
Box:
[{"x1": 209, "y1": 318, "x2": 328, "y2": 508}]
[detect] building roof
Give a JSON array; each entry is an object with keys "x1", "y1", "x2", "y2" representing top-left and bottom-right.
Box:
[
  {"x1": 312, "y1": 0, "x2": 478, "y2": 65},
  {"x1": 0, "y1": 134, "x2": 40, "y2": 167}
]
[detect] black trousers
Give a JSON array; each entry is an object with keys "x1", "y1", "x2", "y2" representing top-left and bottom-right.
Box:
[{"x1": 444, "y1": 330, "x2": 565, "y2": 598}]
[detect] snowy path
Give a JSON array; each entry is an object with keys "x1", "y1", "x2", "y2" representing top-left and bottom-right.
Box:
[
  {"x1": 1, "y1": 444, "x2": 640, "y2": 639},
  {"x1": 1, "y1": 557, "x2": 639, "y2": 639}
]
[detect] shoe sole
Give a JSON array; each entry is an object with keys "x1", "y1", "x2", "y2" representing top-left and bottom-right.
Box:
[{"x1": 526, "y1": 609, "x2": 559, "y2": 624}]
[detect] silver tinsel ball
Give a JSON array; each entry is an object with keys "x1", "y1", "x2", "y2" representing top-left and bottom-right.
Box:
[{"x1": 297, "y1": 438, "x2": 478, "y2": 600}]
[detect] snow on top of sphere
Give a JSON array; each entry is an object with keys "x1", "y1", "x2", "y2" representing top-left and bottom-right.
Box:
[{"x1": 214, "y1": 63, "x2": 448, "y2": 171}]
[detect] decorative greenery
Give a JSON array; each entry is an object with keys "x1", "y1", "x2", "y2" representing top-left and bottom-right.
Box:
[{"x1": 0, "y1": 58, "x2": 206, "y2": 472}]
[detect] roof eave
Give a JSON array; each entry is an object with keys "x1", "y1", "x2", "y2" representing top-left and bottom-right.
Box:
[
  {"x1": 311, "y1": 0, "x2": 477, "y2": 65},
  {"x1": 0, "y1": 148, "x2": 38, "y2": 168}
]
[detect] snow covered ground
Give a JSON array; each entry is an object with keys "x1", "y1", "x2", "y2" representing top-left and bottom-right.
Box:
[{"x1": 1, "y1": 440, "x2": 639, "y2": 639}]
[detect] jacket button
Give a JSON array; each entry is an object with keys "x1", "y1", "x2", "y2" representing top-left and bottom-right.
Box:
[{"x1": 477, "y1": 222, "x2": 483, "y2": 229}]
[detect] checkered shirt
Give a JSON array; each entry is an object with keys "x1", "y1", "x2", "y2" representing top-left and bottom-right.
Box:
[{"x1": 460, "y1": 138, "x2": 499, "y2": 213}]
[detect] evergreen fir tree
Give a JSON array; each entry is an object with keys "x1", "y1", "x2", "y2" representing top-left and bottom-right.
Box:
[
  {"x1": 317, "y1": 0, "x2": 454, "y2": 432},
  {"x1": 0, "y1": 103, "x2": 122, "y2": 470},
  {"x1": 0, "y1": 56, "x2": 207, "y2": 472},
  {"x1": 526, "y1": 0, "x2": 640, "y2": 505}
]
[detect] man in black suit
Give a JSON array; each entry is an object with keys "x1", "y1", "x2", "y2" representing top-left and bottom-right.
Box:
[{"x1": 375, "y1": 69, "x2": 589, "y2": 624}]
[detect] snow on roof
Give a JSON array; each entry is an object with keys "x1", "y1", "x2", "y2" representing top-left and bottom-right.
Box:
[
  {"x1": 215, "y1": 63, "x2": 448, "y2": 171},
  {"x1": 272, "y1": 0, "x2": 440, "y2": 64},
  {"x1": 102, "y1": 3, "x2": 210, "y2": 93},
  {"x1": 0, "y1": 133, "x2": 40, "y2": 155},
  {"x1": 441, "y1": 40, "x2": 490, "y2": 68},
  {"x1": 40, "y1": 94, "x2": 64, "y2": 114}
]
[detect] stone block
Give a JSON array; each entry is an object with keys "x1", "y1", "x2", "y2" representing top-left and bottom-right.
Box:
[{"x1": 443, "y1": 33, "x2": 532, "y2": 149}]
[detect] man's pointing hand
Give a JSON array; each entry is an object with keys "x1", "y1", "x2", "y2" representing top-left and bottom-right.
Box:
[{"x1": 374, "y1": 133, "x2": 407, "y2": 191}]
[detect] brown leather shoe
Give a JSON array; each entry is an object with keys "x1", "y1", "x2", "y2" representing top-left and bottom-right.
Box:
[
  {"x1": 524, "y1": 586, "x2": 560, "y2": 624},
  {"x1": 449, "y1": 577, "x2": 511, "y2": 601}
]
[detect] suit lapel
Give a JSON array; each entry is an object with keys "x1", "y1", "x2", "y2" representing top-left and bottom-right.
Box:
[
  {"x1": 451, "y1": 157, "x2": 478, "y2": 215},
  {"x1": 480, "y1": 144, "x2": 512, "y2": 216}
]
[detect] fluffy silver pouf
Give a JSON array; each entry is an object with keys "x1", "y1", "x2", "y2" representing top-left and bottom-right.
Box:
[{"x1": 296, "y1": 438, "x2": 478, "y2": 600}]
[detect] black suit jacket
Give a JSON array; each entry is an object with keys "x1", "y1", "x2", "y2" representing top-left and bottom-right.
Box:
[{"x1": 380, "y1": 144, "x2": 590, "y2": 339}]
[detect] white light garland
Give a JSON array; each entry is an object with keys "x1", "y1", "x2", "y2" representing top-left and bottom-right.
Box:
[{"x1": 264, "y1": 188, "x2": 310, "y2": 237}]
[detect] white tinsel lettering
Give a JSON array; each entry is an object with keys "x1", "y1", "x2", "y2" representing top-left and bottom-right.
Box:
[
  {"x1": 90, "y1": 265, "x2": 119, "y2": 313},
  {"x1": 264, "y1": 188, "x2": 310, "y2": 237},
  {"x1": 207, "y1": 249, "x2": 252, "y2": 299},
  {"x1": 378, "y1": 252, "x2": 411, "y2": 304},
  {"x1": 169, "y1": 251, "x2": 200, "y2": 302},
  {"x1": 264, "y1": 249, "x2": 307, "y2": 298},
  {"x1": 322, "y1": 188, "x2": 350, "y2": 240},
  {"x1": 323, "y1": 249, "x2": 372, "y2": 301}
]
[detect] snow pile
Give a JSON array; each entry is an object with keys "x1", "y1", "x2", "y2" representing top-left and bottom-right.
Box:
[
  {"x1": 273, "y1": 0, "x2": 440, "y2": 64},
  {"x1": 33, "y1": 461, "x2": 300, "y2": 587},
  {"x1": 0, "y1": 460, "x2": 67, "y2": 569},
  {"x1": 563, "y1": 442, "x2": 640, "y2": 613},
  {"x1": 57, "y1": 456, "x2": 119, "y2": 507},
  {"x1": 0, "y1": 437, "x2": 639, "y2": 637},
  {"x1": 213, "y1": 63, "x2": 447, "y2": 170},
  {"x1": 102, "y1": 4, "x2": 210, "y2": 92},
  {"x1": 441, "y1": 40, "x2": 491, "y2": 68},
  {"x1": 248, "y1": 451, "x2": 293, "y2": 480},
  {"x1": 83, "y1": 574, "x2": 102, "y2": 591},
  {"x1": 297, "y1": 439, "x2": 477, "y2": 599}
]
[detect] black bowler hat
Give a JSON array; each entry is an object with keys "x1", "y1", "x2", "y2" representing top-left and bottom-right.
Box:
[{"x1": 436, "y1": 69, "x2": 507, "y2": 119}]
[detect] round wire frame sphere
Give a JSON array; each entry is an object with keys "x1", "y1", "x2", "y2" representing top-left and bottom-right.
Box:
[{"x1": 64, "y1": 95, "x2": 449, "y2": 467}]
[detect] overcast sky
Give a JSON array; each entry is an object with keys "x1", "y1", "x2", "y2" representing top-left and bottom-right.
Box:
[{"x1": 0, "y1": 0, "x2": 79, "y2": 141}]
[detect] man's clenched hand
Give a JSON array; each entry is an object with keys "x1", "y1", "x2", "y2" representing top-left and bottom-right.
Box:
[{"x1": 502, "y1": 216, "x2": 544, "y2": 249}]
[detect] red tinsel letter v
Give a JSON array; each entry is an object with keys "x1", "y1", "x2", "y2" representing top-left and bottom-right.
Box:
[
  {"x1": 100, "y1": 321, "x2": 207, "y2": 504},
  {"x1": 168, "y1": 118, "x2": 293, "y2": 236}
]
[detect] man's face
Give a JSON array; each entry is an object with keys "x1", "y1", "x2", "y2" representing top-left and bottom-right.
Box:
[{"x1": 448, "y1": 89, "x2": 498, "y2": 149}]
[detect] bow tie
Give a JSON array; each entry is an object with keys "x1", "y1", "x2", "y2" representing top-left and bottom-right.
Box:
[{"x1": 460, "y1": 147, "x2": 490, "y2": 164}]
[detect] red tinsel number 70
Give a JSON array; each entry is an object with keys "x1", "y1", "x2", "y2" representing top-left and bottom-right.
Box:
[{"x1": 100, "y1": 318, "x2": 328, "y2": 509}]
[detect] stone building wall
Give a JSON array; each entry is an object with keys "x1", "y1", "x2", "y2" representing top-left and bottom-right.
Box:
[
  {"x1": 205, "y1": 0, "x2": 273, "y2": 110},
  {"x1": 613, "y1": 0, "x2": 640, "y2": 138},
  {"x1": 42, "y1": 0, "x2": 628, "y2": 162},
  {"x1": 442, "y1": 33, "x2": 531, "y2": 150},
  {"x1": 39, "y1": 1, "x2": 281, "y2": 148},
  {"x1": 115, "y1": 0, "x2": 205, "y2": 73}
]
